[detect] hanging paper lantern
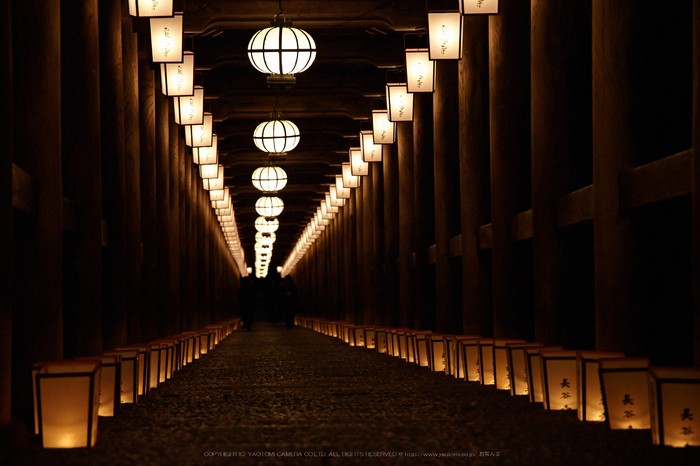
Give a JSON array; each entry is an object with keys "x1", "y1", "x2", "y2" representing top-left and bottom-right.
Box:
[
  {"x1": 185, "y1": 113, "x2": 213, "y2": 148},
  {"x1": 459, "y1": 0, "x2": 499, "y2": 15},
  {"x1": 255, "y1": 196, "x2": 284, "y2": 218},
  {"x1": 174, "y1": 86, "x2": 204, "y2": 125},
  {"x1": 405, "y1": 48, "x2": 435, "y2": 93},
  {"x1": 253, "y1": 116, "x2": 300, "y2": 157},
  {"x1": 129, "y1": 0, "x2": 173, "y2": 17},
  {"x1": 350, "y1": 148, "x2": 369, "y2": 176},
  {"x1": 386, "y1": 83, "x2": 414, "y2": 122},
  {"x1": 252, "y1": 166, "x2": 288, "y2": 192},
  {"x1": 371, "y1": 110, "x2": 396, "y2": 144},
  {"x1": 149, "y1": 13, "x2": 183, "y2": 63},
  {"x1": 427, "y1": 11, "x2": 463, "y2": 60}
]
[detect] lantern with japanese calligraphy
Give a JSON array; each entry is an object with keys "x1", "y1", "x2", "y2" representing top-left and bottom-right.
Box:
[
  {"x1": 193, "y1": 134, "x2": 218, "y2": 165},
  {"x1": 427, "y1": 11, "x2": 463, "y2": 60},
  {"x1": 160, "y1": 51, "x2": 194, "y2": 96},
  {"x1": 386, "y1": 83, "x2": 414, "y2": 122},
  {"x1": 360, "y1": 130, "x2": 382, "y2": 163},
  {"x1": 341, "y1": 162, "x2": 360, "y2": 189},
  {"x1": 350, "y1": 147, "x2": 368, "y2": 176},
  {"x1": 149, "y1": 13, "x2": 183, "y2": 63},
  {"x1": 459, "y1": 0, "x2": 499, "y2": 15},
  {"x1": 599, "y1": 357, "x2": 651, "y2": 430},
  {"x1": 328, "y1": 185, "x2": 345, "y2": 207},
  {"x1": 174, "y1": 86, "x2": 204, "y2": 125},
  {"x1": 405, "y1": 48, "x2": 435, "y2": 93},
  {"x1": 648, "y1": 367, "x2": 700, "y2": 447},
  {"x1": 186, "y1": 113, "x2": 213, "y2": 148},
  {"x1": 477, "y1": 338, "x2": 495, "y2": 385},
  {"x1": 456, "y1": 336, "x2": 481, "y2": 381},
  {"x1": 426, "y1": 334, "x2": 446, "y2": 372},
  {"x1": 334, "y1": 175, "x2": 351, "y2": 199},
  {"x1": 371, "y1": 110, "x2": 396, "y2": 145},
  {"x1": 35, "y1": 360, "x2": 101, "y2": 448},
  {"x1": 576, "y1": 351, "x2": 624, "y2": 422},
  {"x1": 493, "y1": 339, "x2": 526, "y2": 390},
  {"x1": 539, "y1": 350, "x2": 579, "y2": 411},
  {"x1": 505, "y1": 342, "x2": 543, "y2": 396},
  {"x1": 129, "y1": 0, "x2": 173, "y2": 17},
  {"x1": 524, "y1": 346, "x2": 563, "y2": 404},
  {"x1": 414, "y1": 332, "x2": 432, "y2": 367},
  {"x1": 374, "y1": 328, "x2": 389, "y2": 354}
]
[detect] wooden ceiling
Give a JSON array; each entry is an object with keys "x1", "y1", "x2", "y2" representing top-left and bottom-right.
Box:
[{"x1": 182, "y1": 0, "x2": 427, "y2": 270}]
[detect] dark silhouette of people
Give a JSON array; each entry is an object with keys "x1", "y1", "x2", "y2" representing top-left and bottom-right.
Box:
[
  {"x1": 238, "y1": 276, "x2": 256, "y2": 331},
  {"x1": 280, "y1": 276, "x2": 299, "y2": 328}
]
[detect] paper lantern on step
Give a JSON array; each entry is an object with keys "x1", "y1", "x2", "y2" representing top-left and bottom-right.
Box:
[
  {"x1": 103, "y1": 349, "x2": 139, "y2": 404},
  {"x1": 426, "y1": 335, "x2": 446, "y2": 372},
  {"x1": 477, "y1": 338, "x2": 495, "y2": 385},
  {"x1": 649, "y1": 367, "x2": 700, "y2": 447},
  {"x1": 576, "y1": 351, "x2": 624, "y2": 422},
  {"x1": 599, "y1": 357, "x2": 651, "y2": 430},
  {"x1": 539, "y1": 350, "x2": 579, "y2": 411},
  {"x1": 493, "y1": 339, "x2": 526, "y2": 390},
  {"x1": 524, "y1": 346, "x2": 564, "y2": 403},
  {"x1": 505, "y1": 342, "x2": 543, "y2": 396},
  {"x1": 76, "y1": 355, "x2": 121, "y2": 417},
  {"x1": 375, "y1": 328, "x2": 389, "y2": 354},
  {"x1": 35, "y1": 360, "x2": 101, "y2": 448},
  {"x1": 414, "y1": 332, "x2": 433, "y2": 368},
  {"x1": 117, "y1": 344, "x2": 149, "y2": 396}
]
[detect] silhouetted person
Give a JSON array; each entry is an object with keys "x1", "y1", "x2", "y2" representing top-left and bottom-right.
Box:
[
  {"x1": 280, "y1": 276, "x2": 299, "y2": 328},
  {"x1": 238, "y1": 276, "x2": 256, "y2": 331}
]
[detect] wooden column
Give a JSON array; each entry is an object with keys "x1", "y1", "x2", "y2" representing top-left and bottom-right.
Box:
[
  {"x1": 459, "y1": 15, "x2": 492, "y2": 338},
  {"x1": 99, "y1": 0, "x2": 128, "y2": 351},
  {"x1": 433, "y1": 59, "x2": 462, "y2": 335},
  {"x1": 362, "y1": 164, "x2": 374, "y2": 324},
  {"x1": 155, "y1": 84, "x2": 171, "y2": 338},
  {"x1": 489, "y1": 1, "x2": 533, "y2": 340},
  {"x1": 695, "y1": 0, "x2": 700, "y2": 367},
  {"x1": 60, "y1": 0, "x2": 103, "y2": 359},
  {"x1": 413, "y1": 93, "x2": 436, "y2": 331},
  {"x1": 373, "y1": 161, "x2": 386, "y2": 326},
  {"x1": 345, "y1": 190, "x2": 358, "y2": 323},
  {"x1": 383, "y1": 144, "x2": 399, "y2": 328},
  {"x1": 0, "y1": 0, "x2": 11, "y2": 428},
  {"x1": 11, "y1": 0, "x2": 63, "y2": 425},
  {"x1": 179, "y1": 131, "x2": 189, "y2": 334},
  {"x1": 121, "y1": 5, "x2": 142, "y2": 345},
  {"x1": 397, "y1": 122, "x2": 415, "y2": 329},
  {"x1": 355, "y1": 182, "x2": 364, "y2": 323},
  {"x1": 168, "y1": 111, "x2": 180, "y2": 334},
  {"x1": 139, "y1": 50, "x2": 158, "y2": 343},
  {"x1": 189, "y1": 155, "x2": 199, "y2": 330},
  {"x1": 531, "y1": 0, "x2": 594, "y2": 348}
]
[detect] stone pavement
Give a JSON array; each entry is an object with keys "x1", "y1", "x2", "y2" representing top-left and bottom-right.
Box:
[{"x1": 6, "y1": 322, "x2": 700, "y2": 465}]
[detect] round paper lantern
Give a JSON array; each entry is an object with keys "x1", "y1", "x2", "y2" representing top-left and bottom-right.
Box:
[
  {"x1": 253, "y1": 117, "x2": 300, "y2": 157},
  {"x1": 255, "y1": 216, "x2": 279, "y2": 233},
  {"x1": 255, "y1": 196, "x2": 284, "y2": 218},
  {"x1": 252, "y1": 166, "x2": 287, "y2": 192}
]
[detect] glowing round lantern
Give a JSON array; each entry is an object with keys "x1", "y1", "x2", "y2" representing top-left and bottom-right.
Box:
[
  {"x1": 253, "y1": 116, "x2": 300, "y2": 157},
  {"x1": 248, "y1": 18, "x2": 316, "y2": 87},
  {"x1": 255, "y1": 216, "x2": 279, "y2": 233},
  {"x1": 252, "y1": 166, "x2": 287, "y2": 192},
  {"x1": 256, "y1": 231, "x2": 276, "y2": 245},
  {"x1": 255, "y1": 196, "x2": 284, "y2": 218}
]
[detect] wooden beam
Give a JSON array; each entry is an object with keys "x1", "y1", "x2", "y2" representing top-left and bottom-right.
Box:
[
  {"x1": 11, "y1": 164, "x2": 36, "y2": 215},
  {"x1": 448, "y1": 234, "x2": 462, "y2": 258},
  {"x1": 511, "y1": 210, "x2": 533, "y2": 242},
  {"x1": 478, "y1": 224, "x2": 492, "y2": 250},
  {"x1": 428, "y1": 244, "x2": 436, "y2": 264},
  {"x1": 556, "y1": 185, "x2": 594, "y2": 229},
  {"x1": 620, "y1": 149, "x2": 692, "y2": 211}
]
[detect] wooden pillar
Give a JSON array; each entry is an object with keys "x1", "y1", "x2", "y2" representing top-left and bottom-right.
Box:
[
  {"x1": 489, "y1": 0, "x2": 533, "y2": 340},
  {"x1": 459, "y1": 15, "x2": 492, "y2": 338},
  {"x1": 11, "y1": 0, "x2": 63, "y2": 425},
  {"x1": 383, "y1": 144, "x2": 399, "y2": 328},
  {"x1": 155, "y1": 83, "x2": 171, "y2": 338},
  {"x1": 695, "y1": 0, "x2": 700, "y2": 367},
  {"x1": 179, "y1": 130, "x2": 189, "y2": 334},
  {"x1": 433, "y1": 59, "x2": 462, "y2": 335},
  {"x1": 168, "y1": 109, "x2": 180, "y2": 334},
  {"x1": 397, "y1": 122, "x2": 415, "y2": 329},
  {"x1": 60, "y1": 0, "x2": 103, "y2": 359},
  {"x1": 99, "y1": 0, "x2": 128, "y2": 351},
  {"x1": 531, "y1": 0, "x2": 593, "y2": 349},
  {"x1": 121, "y1": 4, "x2": 142, "y2": 345},
  {"x1": 197, "y1": 178, "x2": 208, "y2": 329},
  {"x1": 355, "y1": 182, "x2": 364, "y2": 323},
  {"x1": 362, "y1": 165, "x2": 374, "y2": 324},
  {"x1": 345, "y1": 190, "x2": 358, "y2": 323},
  {"x1": 413, "y1": 93, "x2": 436, "y2": 331},
  {"x1": 0, "y1": 0, "x2": 11, "y2": 428},
  {"x1": 373, "y1": 161, "x2": 386, "y2": 326},
  {"x1": 189, "y1": 156, "x2": 199, "y2": 330},
  {"x1": 139, "y1": 48, "x2": 158, "y2": 343}
]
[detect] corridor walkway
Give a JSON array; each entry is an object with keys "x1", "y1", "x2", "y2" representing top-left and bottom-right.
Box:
[{"x1": 9, "y1": 323, "x2": 700, "y2": 465}]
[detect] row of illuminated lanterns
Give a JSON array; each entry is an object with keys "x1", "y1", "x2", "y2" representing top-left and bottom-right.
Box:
[
  {"x1": 280, "y1": 132, "x2": 389, "y2": 276},
  {"x1": 300, "y1": 317, "x2": 700, "y2": 449},
  {"x1": 32, "y1": 318, "x2": 241, "y2": 448}
]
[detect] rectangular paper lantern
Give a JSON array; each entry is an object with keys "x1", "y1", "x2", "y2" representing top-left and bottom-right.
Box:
[
  {"x1": 203, "y1": 165, "x2": 224, "y2": 191},
  {"x1": 185, "y1": 113, "x2": 213, "y2": 148},
  {"x1": 427, "y1": 12, "x2": 463, "y2": 60},
  {"x1": 505, "y1": 342, "x2": 543, "y2": 396},
  {"x1": 414, "y1": 332, "x2": 432, "y2": 368},
  {"x1": 426, "y1": 335, "x2": 446, "y2": 372},
  {"x1": 649, "y1": 367, "x2": 700, "y2": 447},
  {"x1": 493, "y1": 339, "x2": 526, "y2": 391},
  {"x1": 193, "y1": 134, "x2": 217, "y2": 164},
  {"x1": 341, "y1": 162, "x2": 360, "y2": 189},
  {"x1": 360, "y1": 130, "x2": 382, "y2": 162},
  {"x1": 350, "y1": 148, "x2": 369, "y2": 176},
  {"x1": 375, "y1": 328, "x2": 389, "y2": 353},
  {"x1": 160, "y1": 51, "x2": 194, "y2": 96},
  {"x1": 459, "y1": 0, "x2": 499, "y2": 15},
  {"x1": 129, "y1": 0, "x2": 173, "y2": 17},
  {"x1": 364, "y1": 327, "x2": 376, "y2": 350},
  {"x1": 117, "y1": 344, "x2": 148, "y2": 396},
  {"x1": 353, "y1": 326, "x2": 366, "y2": 347},
  {"x1": 103, "y1": 349, "x2": 139, "y2": 404},
  {"x1": 335, "y1": 175, "x2": 351, "y2": 199},
  {"x1": 371, "y1": 110, "x2": 396, "y2": 144},
  {"x1": 405, "y1": 333, "x2": 417, "y2": 363},
  {"x1": 456, "y1": 337, "x2": 480, "y2": 381},
  {"x1": 525, "y1": 346, "x2": 564, "y2": 403},
  {"x1": 76, "y1": 355, "x2": 121, "y2": 417},
  {"x1": 540, "y1": 350, "x2": 579, "y2": 411},
  {"x1": 576, "y1": 351, "x2": 624, "y2": 422},
  {"x1": 149, "y1": 14, "x2": 184, "y2": 63},
  {"x1": 478, "y1": 339, "x2": 495, "y2": 385},
  {"x1": 386, "y1": 83, "x2": 414, "y2": 122},
  {"x1": 342, "y1": 325, "x2": 351, "y2": 344},
  {"x1": 174, "y1": 86, "x2": 204, "y2": 125},
  {"x1": 35, "y1": 360, "x2": 101, "y2": 448},
  {"x1": 405, "y1": 49, "x2": 435, "y2": 93},
  {"x1": 599, "y1": 357, "x2": 651, "y2": 430},
  {"x1": 442, "y1": 335, "x2": 459, "y2": 377}
]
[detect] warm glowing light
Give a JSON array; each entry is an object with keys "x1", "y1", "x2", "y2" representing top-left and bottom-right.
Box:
[
  {"x1": 460, "y1": 0, "x2": 499, "y2": 15},
  {"x1": 255, "y1": 216, "x2": 279, "y2": 233},
  {"x1": 248, "y1": 20, "x2": 316, "y2": 86},
  {"x1": 149, "y1": 13, "x2": 183, "y2": 63},
  {"x1": 350, "y1": 148, "x2": 368, "y2": 176},
  {"x1": 174, "y1": 86, "x2": 204, "y2": 125},
  {"x1": 341, "y1": 163, "x2": 360, "y2": 189},
  {"x1": 160, "y1": 52, "x2": 194, "y2": 96},
  {"x1": 371, "y1": 110, "x2": 396, "y2": 145},
  {"x1": 335, "y1": 175, "x2": 351, "y2": 199},
  {"x1": 202, "y1": 165, "x2": 224, "y2": 191},
  {"x1": 185, "y1": 113, "x2": 213, "y2": 148},
  {"x1": 386, "y1": 83, "x2": 414, "y2": 122},
  {"x1": 405, "y1": 49, "x2": 435, "y2": 93},
  {"x1": 255, "y1": 196, "x2": 284, "y2": 218},
  {"x1": 428, "y1": 12, "x2": 463, "y2": 60},
  {"x1": 129, "y1": 0, "x2": 173, "y2": 17},
  {"x1": 649, "y1": 367, "x2": 700, "y2": 447},
  {"x1": 252, "y1": 166, "x2": 287, "y2": 192},
  {"x1": 192, "y1": 134, "x2": 218, "y2": 165},
  {"x1": 253, "y1": 117, "x2": 300, "y2": 156}
]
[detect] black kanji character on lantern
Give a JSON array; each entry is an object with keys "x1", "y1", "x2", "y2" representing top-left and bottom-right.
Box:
[
  {"x1": 624, "y1": 410, "x2": 635, "y2": 418},
  {"x1": 561, "y1": 392, "x2": 571, "y2": 399},
  {"x1": 681, "y1": 426, "x2": 694, "y2": 436},
  {"x1": 622, "y1": 394, "x2": 634, "y2": 405},
  {"x1": 561, "y1": 379, "x2": 570, "y2": 388},
  {"x1": 681, "y1": 409, "x2": 694, "y2": 421}
]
